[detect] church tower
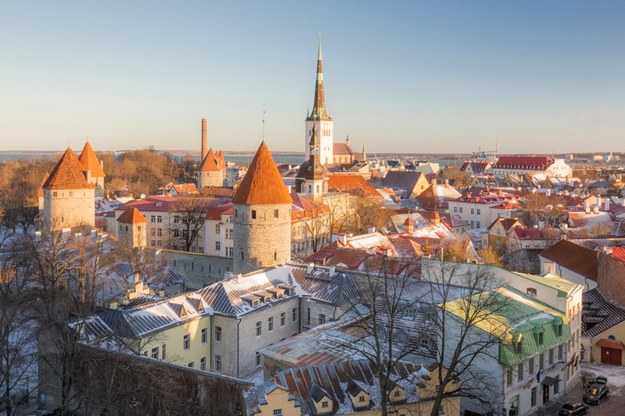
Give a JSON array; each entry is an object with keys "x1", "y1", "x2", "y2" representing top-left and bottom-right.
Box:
[
  {"x1": 232, "y1": 141, "x2": 292, "y2": 274},
  {"x1": 298, "y1": 123, "x2": 327, "y2": 202},
  {"x1": 305, "y1": 39, "x2": 334, "y2": 165}
]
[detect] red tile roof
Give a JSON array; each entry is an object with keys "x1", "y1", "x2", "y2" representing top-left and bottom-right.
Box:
[
  {"x1": 327, "y1": 174, "x2": 381, "y2": 198},
  {"x1": 540, "y1": 240, "x2": 598, "y2": 280},
  {"x1": 511, "y1": 228, "x2": 545, "y2": 240},
  {"x1": 198, "y1": 148, "x2": 222, "y2": 172},
  {"x1": 608, "y1": 247, "x2": 625, "y2": 265},
  {"x1": 493, "y1": 156, "x2": 554, "y2": 171},
  {"x1": 117, "y1": 207, "x2": 146, "y2": 224},
  {"x1": 79, "y1": 142, "x2": 106, "y2": 178},
  {"x1": 232, "y1": 141, "x2": 292, "y2": 205},
  {"x1": 43, "y1": 148, "x2": 94, "y2": 190},
  {"x1": 460, "y1": 161, "x2": 491, "y2": 173}
]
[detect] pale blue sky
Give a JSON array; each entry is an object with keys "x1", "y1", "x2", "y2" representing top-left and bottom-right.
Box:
[{"x1": 1, "y1": 1, "x2": 624, "y2": 154}]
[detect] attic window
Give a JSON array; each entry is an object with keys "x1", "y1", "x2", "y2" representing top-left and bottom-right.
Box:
[
  {"x1": 321, "y1": 401, "x2": 329, "y2": 408},
  {"x1": 556, "y1": 324, "x2": 563, "y2": 337},
  {"x1": 251, "y1": 210, "x2": 256, "y2": 219},
  {"x1": 526, "y1": 288, "x2": 537, "y2": 297}
]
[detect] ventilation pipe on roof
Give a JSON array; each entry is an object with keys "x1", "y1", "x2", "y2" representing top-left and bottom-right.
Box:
[
  {"x1": 328, "y1": 266, "x2": 336, "y2": 277},
  {"x1": 605, "y1": 198, "x2": 611, "y2": 211},
  {"x1": 546, "y1": 189, "x2": 551, "y2": 197},
  {"x1": 307, "y1": 263, "x2": 314, "y2": 275},
  {"x1": 593, "y1": 205, "x2": 599, "y2": 214}
]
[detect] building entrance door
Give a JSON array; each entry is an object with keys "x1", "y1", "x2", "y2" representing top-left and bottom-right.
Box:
[
  {"x1": 601, "y1": 347, "x2": 622, "y2": 365},
  {"x1": 542, "y1": 384, "x2": 550, "y2": 403}
]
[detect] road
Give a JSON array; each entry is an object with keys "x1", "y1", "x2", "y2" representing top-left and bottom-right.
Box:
[{"x1": 532, "y1": 362, "x2": 625, "y2": 415}]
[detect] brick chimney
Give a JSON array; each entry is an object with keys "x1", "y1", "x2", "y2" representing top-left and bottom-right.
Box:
[{"x1": 201, "y1": 118, "x2": 208, "y2": 161}]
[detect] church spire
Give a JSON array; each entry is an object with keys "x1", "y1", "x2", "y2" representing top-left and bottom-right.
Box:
[{"x1": 310, "y1": 36, "x2": 331, "y2": 121}]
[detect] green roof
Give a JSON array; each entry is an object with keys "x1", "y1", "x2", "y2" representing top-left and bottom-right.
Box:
[{"x1": 443, "y1": 285, "x2": 571, "y2": 366}]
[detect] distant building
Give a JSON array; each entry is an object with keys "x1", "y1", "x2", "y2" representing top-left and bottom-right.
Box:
[
  {"x1": 492, "y1": 156, "x2": 572, "y2": 178},
  {"x1": 78, "y1": 142, "x2": 106, "y2": 197},
  {"x1": 197, "y1": 118, "x2": 227, "y2": 190}
]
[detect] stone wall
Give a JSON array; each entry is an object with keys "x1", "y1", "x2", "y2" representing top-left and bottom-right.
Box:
[
  {"x1": 233, "y1": 203, "x2": 292, "y2": 274},
  {"x1": 198, "y1": 170, "x2": 225, "y2": 189},
  {"x1": 160, "y1": 249, "x2": 233, "y2": 289}
]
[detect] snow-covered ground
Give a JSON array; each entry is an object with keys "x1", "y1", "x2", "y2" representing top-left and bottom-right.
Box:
[{"x1": 582, "y1": 362, "x2": 625, "y2": 392}]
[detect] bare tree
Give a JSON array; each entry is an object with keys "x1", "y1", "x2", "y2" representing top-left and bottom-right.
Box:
[
  {"x1": 0, "y1": 254, "x2": 38, "y2": 415},
  {"x1": 170, "y1": 197, "x2": 209, "y2": 252},
  {"x1": 422, "y1": 259, "x2": 510, "y2": 415},
  {"x1": 326, "y1": 256, "x2": 438, "y2": 416}
]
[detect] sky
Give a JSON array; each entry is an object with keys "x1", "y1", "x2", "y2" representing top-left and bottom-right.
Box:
[{"x1": 1, "y1": 1, "x2": 624, "y2": 154}]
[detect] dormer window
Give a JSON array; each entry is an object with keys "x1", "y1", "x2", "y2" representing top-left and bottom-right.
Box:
[
  {"x1": 321, "y1": 401, "x2": 329, "y2": 408},
  {"x1": 526, "y1": 288, "x2": 537, "y2": 297}
]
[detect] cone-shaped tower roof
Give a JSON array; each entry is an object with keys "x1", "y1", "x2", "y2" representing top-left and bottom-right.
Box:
[
  {"x1": 79, "y1": 142, "x2": 106, "y2": 178},
  {"x1": 43, "y1": 148, "x2": 94, "y2": 190},
  {"x1": 233, "y1": 141, "x2": 292, "y2": 205}
]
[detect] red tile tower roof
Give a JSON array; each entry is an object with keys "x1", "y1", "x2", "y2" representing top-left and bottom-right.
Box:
[
  {"x1": 232, "y1": 141, "x2": 292, "y2": 205},
  {"x1": 43, "y1": 148, "x2": 94, "y2": 190},
  {"x1": 79, "y1": 142, "x2": 106, "y2": 178},
  {"x1": 199, "y1": 149, "x2": 221, "y2": 172},
  {"x1": 117, "y1": 207, "x2": 146, "y2": 224}
]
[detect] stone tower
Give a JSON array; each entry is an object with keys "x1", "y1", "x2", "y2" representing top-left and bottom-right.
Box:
[
  {"x1": 232, "y1": 141, "x2": 292, "y2": 274},
  {"x1": 198, "y1": 148, "x2": 225, "y2": 189},
  {"x1": 117, "y1": 207, "x2": 147, "y2": 248},
  {"x1": 79, "y1": 142, "x2": 106, "y2": 197},
  {"x1": 197, "y1": 119, "x2": 226, "y2": 190},
  {"x1": 305, "y1": 38, "x2": 334, "y2": 165},
  {"x1": 43, "y1": 147, "x2": 95, "y2": 230}
]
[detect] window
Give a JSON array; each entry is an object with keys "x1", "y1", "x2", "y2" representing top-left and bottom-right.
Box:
[
  {"x1": 549, "y1": 349, "x2": 554, "y2": 365},
  {"x1": 256, "y1": 352, "x2": 261, "y2": 366},
  {"x1": 292, "y1": 308, "x2": 297, "y2": 322},
  {"x1": 453, "y1": 207, "x2": 457, "y2": 213},
  {"x1": 459, "y1": 207, "x2": 463, "y2": 213},
  {"x1": 216, "y1": 241, "x2": 221, "y2": 251},
  {"x1": 471, "y1": 208, "x2": 475, "y2": 214},
  {"x1": 215, "y1": 355, "x2": 222, "y2": 371},
  {"x1": 256, "y1": 321, "x2": 262, "y2": 336},
  {"x1": 506, "y1": 368, "x2": 512, "y2": 386},
  {"x1": 162, "y1": 344, "x2": 166, "y2": 359},
  {"x1": 518, "y1": 363, "x2": 524, "y2": 381},
  {"x1": 281, "y1": 312, "x2": 286, "y2": 327},
  {"x1": 477, "y1": 208, "x2": 481, "y2": 215},
  {"x1": 319, "y1": 314, "x2": 326, "y2": 324},
  {"x1": 251, "y1": 210, "x2": 256, "y2": 219},
  {"x1": 183, "y1": 334, "x2": 190, "y2": 350},
  {"x1": 539, "y1": 353, "x2": 544, "y2": 369},
  {"x1": 273, "y1": 410, "x2": 282, "y2": 416},
  {"x1": 215, "y1": 326, "x2": 222, "y2": 341},
  {"x1": 476, "y1": 221, "x2": 480, "y2": 228},
  {"x1": 174, "y1": 216, "x2": 180, "y2": 224},
  {"x1": 216, "y1": 224, "x2": 220, "y2": 234},
  {"x1": 200, "y1": 357, "x2": 206, "y2": 370},
  {"x1": 529, "y1": 357, "x2": 534, "y2": 374},
  {"x1": 558, "y1": 345, "x2": 563, "y2": 361},
  {"x1": 556, "y1": 324, "x2": 563, "y2": 337},
  {"x1": 274, "y1": 209, "x2": 279, "y2": 218},
  {"x1": 268, "y1": 317, "x2": 274, "y2": 332},
  {"x1": 531, "y1": 387, "x2": 537, "y2": 407},
  {"x1": 554, "y1": 379, "x2": 559, "y2": 394},
  {"x1": 358, "y1": 396, "x2": 366, "y2": 402},
  {"x1": 200, "y1": 328, "x2": 207, "y2": 343},
  {"x1": 53, "y1": 191, "x2": 58, "y2": 197},
  {"x1": 151, "y1": 215, "x2": 156, "y2": 223},
  {"x1": 157, "y1": 228, "x2": 162, "y2": 237},
  {"x1": 515, "y1": 339, "x2": 523, "y2": 354},
  {"x1": 188, "y1": 362, "x2": 194, "y2": 368},
  {"x1": 394, "y1": 390, "x2": 401, "y2": 397},
  {"x1": 151, "y1": 347, "x2": 159, "y2": 359},
  {"x1": 526, "y1": 288, "x2": 537, "y2": 297},
  {"x1": 321, "y1": 401, "x2": 329, "y2": 408},
  {"x1": 157, "y1": 216, "x2": 162, "y2": 223}
]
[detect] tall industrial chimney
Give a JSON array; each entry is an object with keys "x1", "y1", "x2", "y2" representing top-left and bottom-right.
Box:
[{"x1": 201, "y1": 118, "x2": 207, "y2": 161}]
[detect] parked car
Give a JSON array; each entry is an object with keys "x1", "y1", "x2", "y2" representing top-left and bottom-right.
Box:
[
  {"x1": 559, "y1": 402, "x2": 589, "y2": 415},
  {"x1": 583, "y1": 375, "x2": 608, "y2": 389},
  {"x1": 583, "y1": 382, "x2": 609, "y2": 405}
]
